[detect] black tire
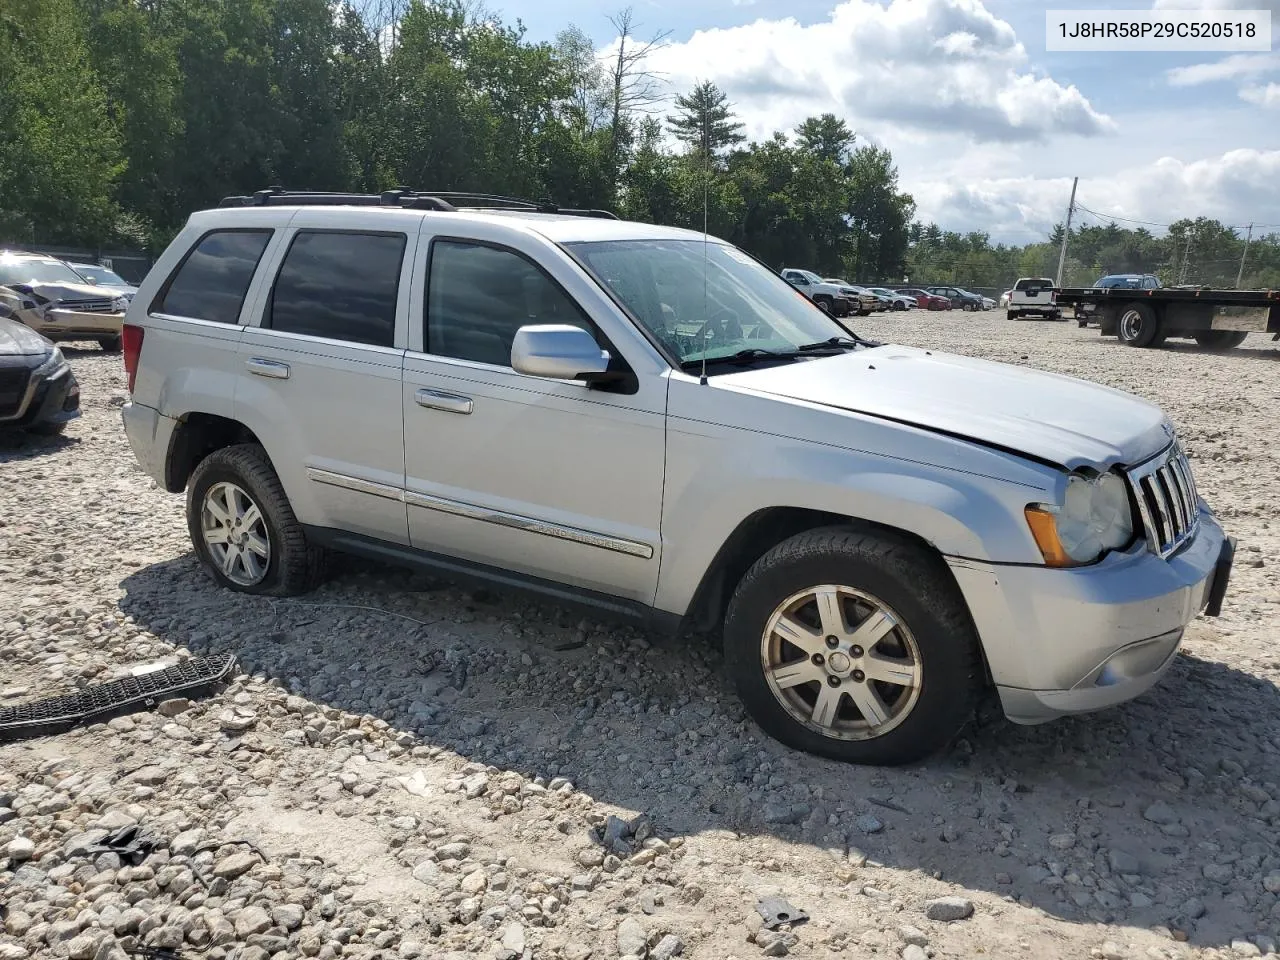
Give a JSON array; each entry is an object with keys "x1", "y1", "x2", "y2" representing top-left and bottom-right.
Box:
[
  {"x1": 813, "y1": 295, "x2": 832, "y2": 314},
  {"x1": 723, "y1": 527, "x2": 982, "y2": 766},
  {"x1": 186, "y1": 443, "x2": 327, "y2": 596},
  {"x1": 98, "y1": 336, "x2": 121, "y2": 352},
  {"x1": 1117, "y1": 302, "x2": 1159, "y2": 347},
  {"x1": 1006, "y1": 310, "x2": 1017, "y2": 321},
  {"x1": 26, "y1": 420, "x2": 67, "y2": 436},
  {"x1": 1193, "y1": 330, "x2": 1247, "y2": 350}
]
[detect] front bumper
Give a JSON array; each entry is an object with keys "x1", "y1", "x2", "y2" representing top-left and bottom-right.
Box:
[
  {"x1": 947, "y1": 510, "x2": 1231, "y2": 724},
  {"x1": 31, "y1": 309, "x2": 124, "y2": 339},
  {"x1": 0, "y1": 365, "x2": 80, "y2": 427}
]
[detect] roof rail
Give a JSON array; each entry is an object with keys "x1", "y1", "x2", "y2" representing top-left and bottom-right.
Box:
[{"x1": 217, "y1": 186, "x2": 618, "y2": 220}]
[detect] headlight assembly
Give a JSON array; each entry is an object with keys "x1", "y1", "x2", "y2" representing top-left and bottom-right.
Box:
[
  {"x1": 1025, "y1": 471, "x2": 1133, "y2": 567},
  {"x1": 33, "y1": 346, "x2": 68, "y2": 377}
]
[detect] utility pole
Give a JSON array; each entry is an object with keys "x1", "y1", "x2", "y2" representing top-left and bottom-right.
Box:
[
  {"x1": 1177, "y1": 229, "x2": 1194, "y2": 285},
  {"x1": 1055, "y1": 177, "x2": 1078, "y2": 288},
  {"x1": 1235, "y1": 222, "x2": 1254, "y2": 288}
]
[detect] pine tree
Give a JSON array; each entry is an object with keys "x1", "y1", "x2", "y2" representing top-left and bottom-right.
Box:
[{"x1": 666, "y1": 81, "x2": 745, "y2": 157}]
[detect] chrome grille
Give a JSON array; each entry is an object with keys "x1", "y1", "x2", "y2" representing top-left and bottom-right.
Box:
[
  {"x1": 57, "y1": 298, "x2": 118, "y2": 314},
  {"x1": 1127, "y1": 443, "x2": 1200, "y2": 558}
]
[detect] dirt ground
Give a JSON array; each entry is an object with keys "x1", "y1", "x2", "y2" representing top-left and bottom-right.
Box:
[{"x1": 2, "y1": 312, "x2": 1279, "y2": 960}]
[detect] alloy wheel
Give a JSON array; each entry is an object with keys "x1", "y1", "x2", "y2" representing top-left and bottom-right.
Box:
[
  {"x1": 760, "y1": 584, "x2": 922, "y2": 740},
  {"x1": 201, "y1": 481, "x2": 271, "y2": 586}
]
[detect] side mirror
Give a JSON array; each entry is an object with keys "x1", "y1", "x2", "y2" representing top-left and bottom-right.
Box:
[{"x1": 511, "y1": 324, "x2": 612, "y2": 381}]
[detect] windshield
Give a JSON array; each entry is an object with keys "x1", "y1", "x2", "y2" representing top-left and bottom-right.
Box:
[
  {"x1": 72, "y1": 264, "x2": 126, "y2": 286},
  {"x1": 0, "y1": 258, "x2": 87, "y2": 286},
  {"x1": 568, "y1": 239, "x2": 854, "y2": 366}
]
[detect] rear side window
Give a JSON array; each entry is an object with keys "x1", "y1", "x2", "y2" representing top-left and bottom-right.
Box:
[
  {"x1": 267, "y1": 231, "x2": 405, "y2": 347},
  {"x1": 157, "y1": 230, "x2": 272, "y2": 324},
  {"x1": 426, "y1": 240, "x2": 593, "y2": 367}
]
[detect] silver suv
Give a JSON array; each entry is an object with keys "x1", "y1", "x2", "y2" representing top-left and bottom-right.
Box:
[{"x1": 120, "y1": 189, "x2": 1234, "y2": 765}]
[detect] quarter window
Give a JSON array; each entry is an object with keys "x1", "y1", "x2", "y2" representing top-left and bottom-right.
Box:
[
  {"x1": 156, "y1": 230, "x2": 272, "y2": 324},
  {"x1": 267, "y1": 231, "x2": 405, "y2": 347},
  {"x1": 425, "y1": 240, "x2": 593, "y2": 366}
]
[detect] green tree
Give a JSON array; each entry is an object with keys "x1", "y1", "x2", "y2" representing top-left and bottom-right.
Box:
[
  {"x1": 667, "y1": 81, "x2": 745, "y2": 157},
  {"x1": 795, "y1": 114, "x2": 855, "y2": 165}
]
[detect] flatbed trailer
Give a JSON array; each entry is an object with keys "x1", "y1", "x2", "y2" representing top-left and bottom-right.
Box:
[{"x1": 1056, "y1": 286, "x2": 1280, "y2": 350}]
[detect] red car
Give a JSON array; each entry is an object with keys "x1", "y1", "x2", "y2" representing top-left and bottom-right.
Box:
[{"x1": 895, "y1": 287, "x2": 951, "y2": 310}]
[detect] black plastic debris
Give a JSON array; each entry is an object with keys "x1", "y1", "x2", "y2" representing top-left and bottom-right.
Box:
[
  {"x1": 84, "y1": 825, "x2": 167, "y2": 866},
  {"x1": 756, "y1": 896, "x2": 809, "y2": 930},
  {"x1": 126, "y1": 947, "x2": 185, "y2": 960},
  {"x1": 0, "y1": 654, "x2": 237, "y2": 743}
]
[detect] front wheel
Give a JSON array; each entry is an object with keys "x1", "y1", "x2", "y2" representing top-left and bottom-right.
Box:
[
  {"x1": 723, "y1": 528, "x2": 982, "y2": 765},
  {"x1": 187, "y1": 443, "x2": 327, "y2": 595},
  {"x1": 1193, "y1": 330, "x2": 1247, "y2": 350},
  {"x1": 98, "y1": 335, "x2": 121, "y2": 352}
]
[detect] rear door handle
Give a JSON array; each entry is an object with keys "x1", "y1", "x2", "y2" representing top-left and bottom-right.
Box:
[
  {"x1": 415, "y1": 388, "x2": 473, "y2": 415},
  {"x1": 246, "y1": 358, "x2": 290, "y2": 380}
]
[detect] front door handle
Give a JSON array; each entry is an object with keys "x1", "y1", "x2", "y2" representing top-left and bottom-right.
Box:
[
  {"x1": 415, "y1": 388, "x2": 473, "y2": 415},
  {"x1": 246, "y1": 358, "x2": 290, "y2": 380}
]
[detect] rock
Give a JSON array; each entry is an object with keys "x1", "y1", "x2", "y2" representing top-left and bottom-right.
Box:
[
  {"x1": 272, "y1": 904, "x2": 306, "y2": 931},
  {"x1": 170, "y1": 828, "x2": 205, "y2": 857},
  {"x1": 1141, "y1": 802, "x2": 1178, "y2": 826},
  {"x1": 1048, "y1": 833, "x2": 1075, "y2": 850},
  {"x1": 1229, "y1": 939, "x2": 1261, "y2": 957},
  {"x1": 854, "y1": 815, "x2": 884, "y2": 835},
  {"x1": 501, "y1": 923, "x2": 526, "y2": 955},
  {"x1": 1108, "y1": 850, "x2": 1141, "y2": 874},
  {"x1": 576, "y1": 847, "x2": 606, "y2": 868},
  {"x1": 6, "y1": 835, "x2": 35, "y2": 861},
  {"x1": 219, "y1": 708, "x2": 257, "y2": 732},
  {"x1": 66, "y1": 935, "x2": 98, "y2": 960},
  {"x1": 212, "y1": 851, "x2": 258, "y2": 879},
  {"x1": 1204, "y1": 863, "x2": 1233, "y2": 883},
  {"x1": 0, "y1": 945, "x2": 27, "y2": 960},
  {"x1": 412, "y1": 860, "x2": 440, "y2": 884},
  {"x1": 234, "y1": 905, "x2": 272, "y2": 938},
  {"x1": 651, "y1": 934, "x2": 684, "y2": 960},
  {"x1": 1263, "y1": 872, "x2": 1280, "y2": 895},
  {"x1": 924, "y1": 896, "x2": 974, "y2": 922},
  {"x1": 898, "y1": 925, "x2": 929, "y2": 947},
  {"x1": 763, "y1": 802, "x2": 809, "y2": 825},
  {"x1": 617, "y1": 917, "x2": 648, "y2": 958},
  {"x1": 755, "y1": 930, "x2": 798, "y2": 956},
  {"x1": 157, "y1": 697, "x2": 192, "y2": 716},
  {"x1": 130, "y1": 765, "x2": 168, "y2": 785},
  {"x1": 460, "y1": 869, "x2": 488, "y2": 894},
  {"x1": 461, "y1": 773, "x2": 489, "y2": 799},
  {"x1": 902, "y1": 947, "x2": 929, "y2": 960}
]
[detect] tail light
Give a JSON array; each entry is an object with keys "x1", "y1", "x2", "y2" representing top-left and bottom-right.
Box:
[{"x1": 122, "y1": 323, "x2": 145, "y2": 393}]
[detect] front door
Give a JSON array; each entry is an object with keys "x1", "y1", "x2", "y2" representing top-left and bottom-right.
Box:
[{"x1": 400, "y1": 229, "x2": 666, "y2": 604}]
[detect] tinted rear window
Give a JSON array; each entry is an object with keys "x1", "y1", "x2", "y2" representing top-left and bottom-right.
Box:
[
  {"x1": 267, "y1": 231, "x2": 405, "y2": 347},
  {"x1": 1014, "y1": 278, "x2": 1054, "y2": 291},
  {"x1": 157, "y1": 230, "x2": 272, "y2": 323}
]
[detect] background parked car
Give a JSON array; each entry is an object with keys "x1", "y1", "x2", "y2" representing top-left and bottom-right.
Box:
[
  {"x1": 926, "y1": 285, "x2": 984, "y2": 311},
  {"x1": 0, "y1": 251, "x2": 129, "y2": 351},
  {"x1": 867, "y1": 287, "x2": 916, "y2": 310},
  {"x1": 68, "y1": 261, "x2": 139, "y2": 301},
  {"x1": 781, "y1": 268, "x2": 852, "y2": 316},
  {"x1": 895, "y1": 287, "x2": 951, "y2": 310},
  {"x1": 824, "y1": 279, "x2": 885, "y2": 315},
  {"x1": 1073, "y1": 274, "x2": 1161, "y2": 325},
  {"x1": 0, "y1": 314, "x2": 81, "y2": 434},
  {"x1": 999, "y1": 289, "x2": 1012, "y2": 308}
]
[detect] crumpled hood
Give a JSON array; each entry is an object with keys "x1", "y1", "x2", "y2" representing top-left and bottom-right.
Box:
[
  {"x1": 719, "y1": 344, "x2": 1173, "y2": 471},
  {"x1": 0, "y1": 317, "x2": 52, "y2": 356},
  {"x1": 24, "y1": 280, "x2": 123, "y2": 305}
]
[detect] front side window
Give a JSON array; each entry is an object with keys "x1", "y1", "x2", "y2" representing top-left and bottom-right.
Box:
[
  {"x1": 426, "y1": 240, "x2": 593, "y2": 367},
  {"x1": 569, "y1": 239, "x2": 853, "y2": 367},
  {"x1": 267, "y1": 231, "x2": 405, "y2": 347},
  {"x1": 157, "y1": 230, "x2": 272, "y2": 324}
]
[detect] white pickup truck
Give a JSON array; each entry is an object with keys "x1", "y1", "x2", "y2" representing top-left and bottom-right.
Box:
[
  {"x1": 1008, "y1": 277, "x2": 1062, "y2": 321},
  {"x1": 780, "y1": 268, "x2": 852, "y2": 317}
]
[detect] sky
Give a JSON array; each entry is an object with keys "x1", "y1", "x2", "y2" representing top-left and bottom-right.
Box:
[{"x1": 505, "y1": 0, "x2": 1280, "y2": 244}]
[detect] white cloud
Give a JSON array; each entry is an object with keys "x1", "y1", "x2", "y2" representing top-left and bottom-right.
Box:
[
  {"x1": 1152, "y1": 0, "x2": 1280, "y2": 11},
  {"x1": 912, "y1": 149, "x2": 1280, "y2": 239},
  {"x1": 1240, "y1": 82, "x2": 1280, "y2": 106},
  {"x1": 621, "y1": 0, "x2": 1114, "y2": 144},
  {"x1": 1166, "y1": 53, "x2": 1280, "y2": 86}
]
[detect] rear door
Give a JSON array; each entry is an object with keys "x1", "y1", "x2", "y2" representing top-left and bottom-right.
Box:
[{"x1": 235, "y1": 211, "x2": 417, "y2": 544}]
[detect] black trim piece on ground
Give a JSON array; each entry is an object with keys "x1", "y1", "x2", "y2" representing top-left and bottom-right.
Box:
[
  {"x1": 303, "y1": 526, "x2": 686, "y2": 637},
  {"x1": 1204, "y1": 536, "x2": 1235, "y2": 618}
]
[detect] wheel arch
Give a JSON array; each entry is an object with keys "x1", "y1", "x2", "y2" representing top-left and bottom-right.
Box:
[{"x1": 165, "y1": 412, "x2": 263, "y2": 493}]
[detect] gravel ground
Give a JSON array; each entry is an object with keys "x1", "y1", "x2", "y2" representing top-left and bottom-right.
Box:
[{"x1": 2, "y1": 316, "x2": 1279, "y2": 960}]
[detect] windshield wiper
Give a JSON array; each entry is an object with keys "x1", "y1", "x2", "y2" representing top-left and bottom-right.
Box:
[
  {"x1": 679, "y1": 348, "x2": 801, "y2": 370},
  {"x1": 796, "y1": 336, "x2": 860, "y2": 351}
]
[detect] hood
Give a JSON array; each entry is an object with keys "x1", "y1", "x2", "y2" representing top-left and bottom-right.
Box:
[
  {"x1": 17, "y1": 280, "x2": 124, "y2": 304},
  {"x1": 719, "y1": 344, "x2": 1172, "y2": 471},
  {"x1": 0, "y1": 317, "x2": 52, "y2": 356}
]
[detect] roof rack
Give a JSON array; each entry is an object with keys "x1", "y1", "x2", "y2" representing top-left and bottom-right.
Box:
[{"x1": 217, "y1": 186, "x2": 619, "y2": 220}]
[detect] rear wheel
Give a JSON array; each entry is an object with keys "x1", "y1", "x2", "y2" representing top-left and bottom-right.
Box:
[
  {"x1": 1006, "y1": 310, "x2": 1017, "y2": 321},
  {"x1": 1193, "y1": 330, "x2": 1247, "y2": 350},
  {"x1": 723, "y1": 527, "x2": 982, "y2": 765},
  {"x1": 1117, "y1": 303, "x2": 1160, "y2": 347},
  {"x1": 187, "y1": 443, "x2": 328, "y2": 596}
]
